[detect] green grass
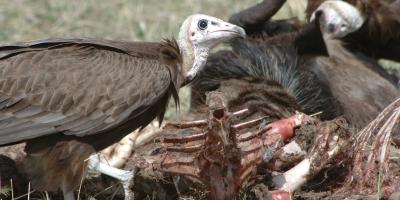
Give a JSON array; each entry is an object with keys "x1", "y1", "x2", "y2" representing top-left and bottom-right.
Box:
[
  {"x1": 0, "y1": 0, "x2": 270, "y2": 119},
  {"x1": 0, "y1": 0, "x2": 265, "y2": 42},
  {"x1": 0, "y1": 0, "x2": 396, "y2": 119},
  {"x1": 0, "y1": 1, "x2": 398, "y2": 199}
]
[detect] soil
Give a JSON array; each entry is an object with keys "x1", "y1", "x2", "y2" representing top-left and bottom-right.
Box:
[{"x1": 0, "y1": 118, "x2": 398, "y2": 200}]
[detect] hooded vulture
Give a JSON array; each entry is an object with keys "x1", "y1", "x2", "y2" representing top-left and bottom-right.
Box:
[
  {"x1": 0, "y1": 14, "x2": 245, "y2": 200},
  {"x1": 198, "y1": 0, "x2": 399, "y2": 130},
  {"x1": 308, "y1": 0, "x2": 400, "y2": 62}
]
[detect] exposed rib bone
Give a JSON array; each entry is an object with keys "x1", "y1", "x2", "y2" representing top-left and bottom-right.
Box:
[
  {"x1": 231, "y1": 108, "x2": 250, "y2": 117},
  {"x1": 231, "y1": 116, "x2": 267, "y2": 131},
  {"x1": 163, "y1": 132, "x2": 207, "y2": 143},
  {"x1": 166, "y1": 143, "x2": 204, "y2": 153},
  {"x1": 164, "y1": 119, "x2": 208, "y2": 129},
  {"x1": 135, "y1": 92, "x2": 334, "y2": 200},
  {"x1": 351, "y1": 97, "x2": 400, "y2": 194}
]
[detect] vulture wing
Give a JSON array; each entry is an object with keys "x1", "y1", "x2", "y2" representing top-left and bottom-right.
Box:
[{"x1": 0, "y1": 38, "x2": 182, "y2": 146}]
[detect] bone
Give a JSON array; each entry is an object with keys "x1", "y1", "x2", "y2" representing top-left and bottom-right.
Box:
[
  {"x1": 351, "y1": 97, "x2": 400, "y2": 194},
  {"x1": 271, "y1": 140, "x2": 307, "y2": 170},
  {"x1": 86, "y1": 154, "x2": 135, "y2": 200},
  {"x1": 271, "y1": 119, "x2": 351, "y2": 193},
  {"x1": 164, "y1": 119, "x2": 208, "y2": 129},
  {"x1": 100, "y1": 121, "x2": 162, "y2": 168},
  {"x1": 232, "y1": 116, "x2": 267, "y2": 131}
]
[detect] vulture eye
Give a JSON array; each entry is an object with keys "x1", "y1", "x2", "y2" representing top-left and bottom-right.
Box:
[{"x1": 198, "y1": 19, "x2": 208, "y2": 30}]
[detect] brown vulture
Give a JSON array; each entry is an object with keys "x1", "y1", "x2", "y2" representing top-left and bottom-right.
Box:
[
  {"x1": 191, "y1": 37, "x2": 341, "y2": 124},
  {"x1": 306, "y1": 0, "x2": 399, "y2": 128},
  {"x1": 0, "y1": 14, "x2": 245, "y2": 200},
  {"x1": 306, "y1": 0, "x2": 400, "y2": 62},
  {"x1": 192, "y1": 0, "x2": 399, "y2": 130},
  {"x1": 230, "y1": 0, "x2": 400, "y2": 63}
]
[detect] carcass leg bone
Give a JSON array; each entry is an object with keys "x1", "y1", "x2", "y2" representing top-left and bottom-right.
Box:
[
  {"x1": 87, "y1": 154, "x2": 135, "y2": 200},
  {"x1": 272, "y1": 118, "x2": 351, "y2": 196}
]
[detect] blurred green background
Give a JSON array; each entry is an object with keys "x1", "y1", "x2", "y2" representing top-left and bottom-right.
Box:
[
  {"x1": 0, "y1": 0, "x2": 251, "y2": 42},
  {"x1": 0, "y1": 0, "x2": 308, "y2": 118},
  {"x1": 0, "y1": 0, "x2": 308, "y2": 42},
  {"x1": 0, "y1": 0, "x2": 397, "y2": 118}
]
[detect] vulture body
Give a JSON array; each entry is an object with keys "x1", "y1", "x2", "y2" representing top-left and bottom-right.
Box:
[
  {"x1": 306, "y1": 39, "x2": 399, "y2": 129},
  {"x1": 0, "y1": 38, "x2": 183, "y2": 195},
  {"x1": 231, "y1": 0, "x2": 400, "y2": 77},
  {"x1": 0, "y1": 38, "x2": 182, "y2": 150},
  {"x1": 0, "y1": 14, "x2": 246, "y2": 199},
  {"x1": 221, "y1": 0, "x2": 399, "y2": 129},
  {"x1": 307, "y1": 0, "x2": 400, "y2": 62},
  {"x1": 306, "y1": 0, "x2": 400, "y2": 128}
]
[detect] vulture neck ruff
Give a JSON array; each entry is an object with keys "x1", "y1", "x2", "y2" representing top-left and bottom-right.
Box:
[{"x1": 178, "y1": 16, "x2": 209, "y2": 82}]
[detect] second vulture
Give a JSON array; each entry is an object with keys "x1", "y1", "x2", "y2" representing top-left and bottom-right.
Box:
[{"x1": 0, "y1": 14, "x2": 245, "y2": 200}]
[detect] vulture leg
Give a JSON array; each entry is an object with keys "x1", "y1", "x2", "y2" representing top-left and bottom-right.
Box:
[
  {"x1": 63, "y1": 191, "x2": 75, "y2": 200},
  {"x1": 87, "y1": 154, "x2": 135, "y2": 200}
]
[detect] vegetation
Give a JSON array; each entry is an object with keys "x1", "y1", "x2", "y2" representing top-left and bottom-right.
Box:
[
  {"x1": 0, "y1": 1, "x2": 398, "y2": 199},
  {"x1": 0, "y1": 0, "x2": 264, "y2": 42},
  {"x1": 0, "y1": 0, "x2": 264, "y2": 118},
  {"x1": 0, "y1": 0, "x2": 397, "y2": 118}
]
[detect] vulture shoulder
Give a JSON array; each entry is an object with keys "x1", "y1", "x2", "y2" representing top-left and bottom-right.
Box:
[{"x1": 0, "y1": 38, "x2": 183, "y2": 146}]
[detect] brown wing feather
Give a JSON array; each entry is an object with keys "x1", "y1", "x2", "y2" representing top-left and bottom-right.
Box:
[{"x1": 0, "y1": 38, "x2": 182, "y2": 146}]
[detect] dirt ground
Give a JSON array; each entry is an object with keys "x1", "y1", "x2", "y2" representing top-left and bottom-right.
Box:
[{"x1": 0, "y1": 110, "x2": 399, "y2": 200}]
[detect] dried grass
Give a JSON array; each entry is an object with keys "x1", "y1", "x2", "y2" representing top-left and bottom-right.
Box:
[{"x1": 0, "y1": 0, "x2": 310, "y2": 120}]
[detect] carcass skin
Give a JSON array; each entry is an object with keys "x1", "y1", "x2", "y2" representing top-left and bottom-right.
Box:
[{"x1": 137, "y1": 92, "x2": 316, "y2": 200}]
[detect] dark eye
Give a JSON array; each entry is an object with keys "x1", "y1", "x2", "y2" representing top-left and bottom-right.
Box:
[{"x1": 198, "y1": 19, "x2": 208, "y2": 30}]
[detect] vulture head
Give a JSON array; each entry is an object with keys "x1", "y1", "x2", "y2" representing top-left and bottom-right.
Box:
[
  {"x1": 310, "y1": 0, "x2": 365, "y2": 39},
  {"x1": 178, "y1": 14, "x2": 246, "y2": 82}
]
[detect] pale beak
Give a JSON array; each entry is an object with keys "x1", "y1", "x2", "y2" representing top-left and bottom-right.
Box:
[
  {"x1": 201, "y1": 21, "x2": 246, "y2": 49},
  {"x1": 209, "y1": 24, "x2": 246, "y2": 40},
  {"x1": 183, "y1": 18, "x2": 246, "y2": 84},
  {"x1": 309, "y1": 0, "x2": 365, "y2": 39}
]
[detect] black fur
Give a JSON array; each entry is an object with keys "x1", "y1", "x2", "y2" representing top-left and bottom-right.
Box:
[{"x1": 191, "y1": 39, "x2": 341, "y2": 120}]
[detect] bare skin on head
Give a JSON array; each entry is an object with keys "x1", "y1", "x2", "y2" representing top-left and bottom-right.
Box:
[
  {"x1": 307, "y1": 1, "x2": 400, "y2": 130},
  {"x1": 310, "y1": 0, "x2": 365, "y2": 39},
  {"x1": 0, "y1": 14, "x2": 245, "y2": 200},
  {"x1": 178, "y1": 14, "x2": 246, "y2": 82}
]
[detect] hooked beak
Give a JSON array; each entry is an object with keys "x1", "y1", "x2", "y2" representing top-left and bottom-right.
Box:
[
  {"x1": 309, "y1": 0, "x2": 365, "y2": 39},
  {"x1": 201, "y1": 20, "x2": 246, "y2": 50},
  {"x1": 182, "y1": 17, "x2": 246, "y2": 85},
  {"x1": 209, "y1": 24, "x2": 246, "y2": 40}
]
